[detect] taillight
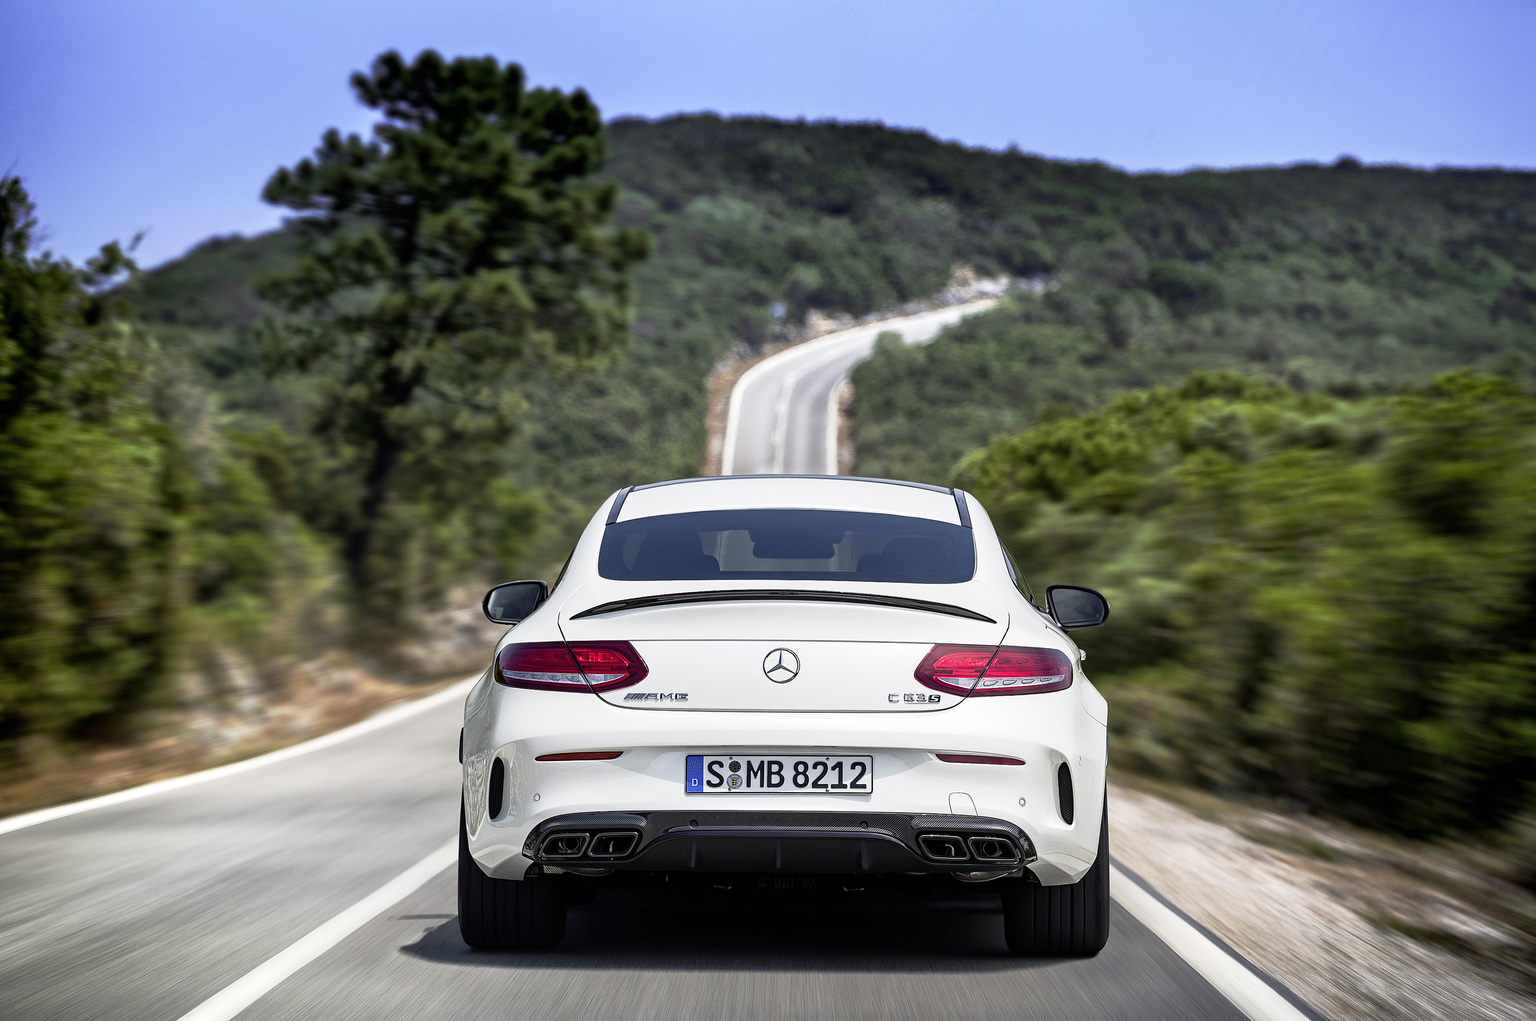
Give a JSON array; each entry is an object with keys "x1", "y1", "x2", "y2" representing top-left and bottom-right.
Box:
[
  {"x1": 915, "y1": 645, "x2": 1073, "y2": 696},
  {"x1": 495, "y1": 641, "x2": 648, "y2": 692}
]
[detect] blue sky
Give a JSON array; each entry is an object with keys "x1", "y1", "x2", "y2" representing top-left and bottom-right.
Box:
[{"x1": 2, "y1": 0, "x2": 1532, "y2": 268}]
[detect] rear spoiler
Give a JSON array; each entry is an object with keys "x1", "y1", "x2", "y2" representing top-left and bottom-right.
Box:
[{"x1": 571, "y1": 589, "x2": 996, "y2": 623}]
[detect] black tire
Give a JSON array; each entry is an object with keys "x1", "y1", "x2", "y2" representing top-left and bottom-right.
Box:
[
  {"x1": 457, "y1": 805, "x2": 566, "y2": 950},
  {"x1": 1002, "y1": 795, "x2": 1110, "y2": 956}
]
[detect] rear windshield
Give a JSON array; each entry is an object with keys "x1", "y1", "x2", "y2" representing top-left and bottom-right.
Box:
[{"x1": 599, "y1": 509, "x2": 975, "y2": 583}]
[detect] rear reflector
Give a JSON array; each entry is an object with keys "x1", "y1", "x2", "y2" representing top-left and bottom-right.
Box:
[
  {"x1": 915, "y1": 645, "x2": 1073, "y2": 696},
  {"x1": 535, "y1": 751, "x2": 624, "y2": 761},
  {"x1": 495, "y1": 641, "x2": 648, "y2": 692},
  {"x1": 936, "y1": 753, "x2": 1026, "y2": 765},
  {"x1": 488, "y1": 757, "x2": 505, "y2": 818}
]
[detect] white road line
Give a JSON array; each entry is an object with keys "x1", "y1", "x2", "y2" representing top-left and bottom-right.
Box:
[
  {"x1": 769, "y1": 341, "x2": 863, "y2": 473},
  {"x1": 824, "y1": 378, "x2": 848, "y2": 475},
  {"x1": 720, "y1": 332, "x2": 810, "y2": 476},
  {"x1": 179, "y1": 854, "x2": 1311, "y2": 1021},
  {"x1": 174, "y1": 841, "x2": 457, "y2": 1021},
  {"x1": 1110, "y1": 866, "x2": 1310, "y2": 1021},
  {"x1": 769, "y1": 363, "x2": 800, "y2": 473},
  {"x1": 0, "y1": 676, "x2": 478, "y2": 838}
]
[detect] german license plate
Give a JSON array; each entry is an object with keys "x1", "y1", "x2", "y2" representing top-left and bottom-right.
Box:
[{"x1": 685, "y1": 754, "x2": 873, "y2": 794}]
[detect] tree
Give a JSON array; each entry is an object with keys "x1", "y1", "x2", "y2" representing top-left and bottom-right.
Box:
[
  {"x1": 1146, "y1": 260, "x2": 1224, "y2": 318},
  {"x1": 258, "y1": 50, "x2": 651, "y2": 632}
]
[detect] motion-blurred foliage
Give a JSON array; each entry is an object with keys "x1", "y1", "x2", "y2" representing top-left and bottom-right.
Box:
[
  {"x1": 957, "y1": 370, "x2": 1536, "y2": 840},
  {"x1": 0, "y1": 178, "x2": 332, "y2": 752}
]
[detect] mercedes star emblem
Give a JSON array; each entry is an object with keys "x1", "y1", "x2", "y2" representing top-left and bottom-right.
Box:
[{"x1": 763, "y1": 648, "x2": 800, "y2": 683}]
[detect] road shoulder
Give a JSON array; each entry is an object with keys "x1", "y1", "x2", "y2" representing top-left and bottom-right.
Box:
[
  {"x1": 1110, "y1": 781, "x2": 1536, "y2": 1021},
  {"x1": 0, "y1": 672, "x2": 476, "y2": 835}
]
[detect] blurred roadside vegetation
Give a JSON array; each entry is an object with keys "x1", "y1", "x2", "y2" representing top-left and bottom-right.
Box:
[
  {"x1": 0, "y1": 178, "x2": 334, "y2": 756},
  {"x1": 956, "y1": 372, "x2": 1536, "y2": 856}
]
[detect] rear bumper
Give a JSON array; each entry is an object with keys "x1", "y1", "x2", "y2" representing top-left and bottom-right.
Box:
[
  {"x1": 462, "y1": 682, "x2": 1106, "y2": 885},
  {"x1": 522, "y1": 810, "x2": 1034, "y2": 877}
]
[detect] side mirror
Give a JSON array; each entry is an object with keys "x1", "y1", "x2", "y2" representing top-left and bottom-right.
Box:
[
  {"x1": 1045, "y1": 585, "x2": 1110, "y2": 630},
  {"x1": 483, "y1": 580, "x2": 549, "y2": 624}
]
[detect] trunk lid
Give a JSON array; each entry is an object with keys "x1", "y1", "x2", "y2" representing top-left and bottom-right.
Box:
[{"x1": 557, "y1": 587, "x2": 1009, "y2": 712}]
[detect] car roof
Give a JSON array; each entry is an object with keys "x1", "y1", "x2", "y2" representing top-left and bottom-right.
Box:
[{"x1": 611, "y1": 476, "x2": 969, "y2": 527}]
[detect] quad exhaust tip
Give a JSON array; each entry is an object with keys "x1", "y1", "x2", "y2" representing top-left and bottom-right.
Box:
[
  {"x1": 534, "y1": 827, "x2": 1022, "y2": 865},
  {"x1": 540, "y1": 832, "x2": 591, "y2": 858},
  {"x1": 588, "y1": 831, "x2": 640, "y2": 857},
  {"x1": 966, "y1": 835, "x2": 1021, "y2": 864},
  {"x1": 537, "y1": 829, "x2": 641, "y2": 860},
  {"x1": 916, "y1": 832, "x2": 1022, "y2": 864},
  {"x1": 916, "y1": 833, "x2": 971, "y2": 861}
]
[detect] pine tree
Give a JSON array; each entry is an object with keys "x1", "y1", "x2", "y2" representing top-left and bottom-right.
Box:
[{"x1": 258, "y1": 50, "x2": 650, "y2": 631}]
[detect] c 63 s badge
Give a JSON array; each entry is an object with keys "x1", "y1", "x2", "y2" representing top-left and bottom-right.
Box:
[
  {"x1": 624, "y1": 692, "x2": 689, "y2": 702},
  {"x1": 889, "y1": 693, "x2": 942, "y2": 703}
]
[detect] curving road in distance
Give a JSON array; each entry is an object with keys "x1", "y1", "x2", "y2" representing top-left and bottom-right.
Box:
[
  {"x1": 0, "y1": 302, "x2": 1314, "y2": 1021},
  {"x1": 723, "y1": 300, "x2": 998, "y2": 476}
]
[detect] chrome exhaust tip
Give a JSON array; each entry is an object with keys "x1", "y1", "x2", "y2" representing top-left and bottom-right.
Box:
[
  {"x1": 539, "y1": 831, "x2": 591, "y2": 858},
  {"x1": 587, "y1": 831, "x2": 640, "y2": 858},
  {"x1": 917, "y1": 833, "x2": 971, "y2": 862},
  {"x1": 966, "y1": 835, "x2": 1020, "y2": 864}
]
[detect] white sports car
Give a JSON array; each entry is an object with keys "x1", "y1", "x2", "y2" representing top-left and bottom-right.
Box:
[{"x1": 458, "y1": 475, "x2": 1111, "y2": 955}]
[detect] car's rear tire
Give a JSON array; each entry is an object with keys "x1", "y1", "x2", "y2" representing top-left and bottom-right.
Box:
[
  {"x1": 1002, "y1": 796, "x2": 1110, "y2": 956},
  {"x1": 458, "y1": 805, "x2": 566, "y2": 950}
]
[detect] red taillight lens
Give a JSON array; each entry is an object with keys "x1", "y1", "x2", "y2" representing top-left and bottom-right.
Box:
[
  {"x1": 911, "y1": 645, "x2": 995, "y2": 694},
  {"x1": 495, "y1": 641, "x2": 648, "y2": 692},
  {"x1": 915, "y1": 644, "x2": 1073, "y2": 696},
  {"x1": 569, "y1": 643, "x2": 647, "y2": 688}
]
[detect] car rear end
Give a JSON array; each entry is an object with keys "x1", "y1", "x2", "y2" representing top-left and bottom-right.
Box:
[{"x1": 462, "y1": 477, "x2": 1108, "y2": 892}]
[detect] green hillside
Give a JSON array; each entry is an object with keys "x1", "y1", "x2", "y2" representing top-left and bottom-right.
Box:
[
  {"x1": 132, "y1": 118, "x2": 1536, "y2": 513},
  {"x1": 851, "y1": 160, "x2": 1536, "y2": 483},
  {"x1": 130, "y1": 115, "x2": 1111, "y2": 527}
]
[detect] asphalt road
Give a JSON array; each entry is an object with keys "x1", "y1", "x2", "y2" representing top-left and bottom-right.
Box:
[
  {"x1": 722, "y1": 301, "x2": 999, "y2": 476},
  {"x1": 0, "y1": 691, "x2": 1253, "y2": 1021}
]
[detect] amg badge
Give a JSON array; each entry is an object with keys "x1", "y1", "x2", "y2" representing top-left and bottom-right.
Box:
[{"x1": 623, "y1": 692, "x2": 689, "y2": 702}]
